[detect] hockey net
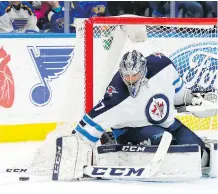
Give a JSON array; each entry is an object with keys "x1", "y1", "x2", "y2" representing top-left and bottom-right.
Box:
[
  {"x1": 79, "y1": 16, "x2": 217, "y2": 142},
  {"x1": 31, "y1": 16, "x2": 218, "y2": 175}
]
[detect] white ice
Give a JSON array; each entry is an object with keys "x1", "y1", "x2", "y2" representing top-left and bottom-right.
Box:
[{"x1": 0, "y1": 131, "x2": 217, "y2": 194}]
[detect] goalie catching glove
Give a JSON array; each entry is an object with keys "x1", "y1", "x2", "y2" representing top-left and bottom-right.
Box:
[
  {"x1": 176, "y1": 90, "x2": 218, "y2": 118},
  {"x1": 184, "y1": 90, "x2": 217, "y2": 106},
  {"x1": 190, "y1": 93, "x2": 203, "y2": 106}
]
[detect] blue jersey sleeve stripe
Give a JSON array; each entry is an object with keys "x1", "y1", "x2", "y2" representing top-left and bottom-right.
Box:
[
  {"x1": 83, "y1": 115, "x2": 105, "y2": 132},
  {"x1": 75, "y1": 125, "x2": 99, "y2": 143},
  {"x1": 175, "y1": 80, "x2": 184, "y2": 93},
  {"x1": 173, "y1": 77, "x2": 180, "y2": 86}
]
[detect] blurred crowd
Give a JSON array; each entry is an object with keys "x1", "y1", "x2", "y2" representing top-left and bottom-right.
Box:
[{"x1": 0, "y1": 1, "x2": 217, "y2": 33}]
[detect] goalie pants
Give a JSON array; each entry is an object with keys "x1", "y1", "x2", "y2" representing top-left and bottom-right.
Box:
[{"x1": 113, "y1": 119, "x2": 205, "y2": 149}]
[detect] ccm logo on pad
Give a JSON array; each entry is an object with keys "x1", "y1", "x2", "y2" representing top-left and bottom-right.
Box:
[
  {"x1": 92, "y1": 167, "x2": 144, "y2": 177},
  {"x1": 122, "y1": 146, "x2": 146, "y2": 152},
  {"x1": 53, "y1": 145, "x2": 62, "y2": 174},
  {"x1": 6, "y1": 168, "x2": 27, "y2": 173}
]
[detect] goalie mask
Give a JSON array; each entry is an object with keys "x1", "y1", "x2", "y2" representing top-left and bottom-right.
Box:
[{"x1": 119, "y1": 50, "x2": 147, "y2": 98}]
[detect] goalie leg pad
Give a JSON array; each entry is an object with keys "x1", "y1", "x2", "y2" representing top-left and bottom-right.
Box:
[
  {"x1": 209, "y1": 142, "x2": 218, "y2": 177},
  {"x1": 95, "y1": 144, "x2": 202, "y2": 180},
  {"x1": 52, "y1": 134, "x2": 92, "y2": 181},
  {"x1": 202, "y1": 139, "x2": 218, "y2": 178}
]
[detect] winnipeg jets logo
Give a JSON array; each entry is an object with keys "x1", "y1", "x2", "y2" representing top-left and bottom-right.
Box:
[
  {"x1": 146, "y1": 94, "x2": 169, "y2": 124},
  {"x1": 152, "y1": 52, "x2": 164, "y2": 58},
  {"x1": 106, "y1": 86, "x2": 118, "y2": 97},
  {"x1": 28, "y1": 46, "x2": 74, "y2": 106},
  {"x1": 151, "y1": 98, "x2": 164, "y2": 118}
]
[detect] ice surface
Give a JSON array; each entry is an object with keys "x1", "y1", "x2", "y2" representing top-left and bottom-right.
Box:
[{"x1": 0, "y1": 131, "x2": 217, "y2": 194}]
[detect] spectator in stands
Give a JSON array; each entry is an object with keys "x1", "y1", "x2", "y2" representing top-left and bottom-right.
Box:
[
  {"x1": 176, "y1": 1, "x2": 203, "y2": 18},
  {"x1": 149, "y1": 1, "x2": 170, "y2": 17},
  {"x1": 149, "y1": 1, "x2": 204, "y2": 18},
  {"x1": 107, "y1": 1, "x2": 151, "y2": 17},
  {"x1": 31, "y1": 1, "x2": 48, "y2": 20},
  {"x1": 40, "y1": 1, "x2": 108, "y2": 33},
  {"x1": 211, "y1": 1, "x2": 217, "y2": 18},
  {"x1": 198, "y1": 1, "x2": 217, "y2": 18},
  {"x1": 31, "y1": 1, "x2": 50, "y2": 30},
  {"x1": 0, "y1": 1, "x2": 39, "y2": 33}
]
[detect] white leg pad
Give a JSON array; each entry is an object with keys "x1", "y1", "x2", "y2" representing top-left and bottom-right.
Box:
[
  {"x1": 53, "y1": 134, "x2": 92, "y2": 181},
  {"x1": 206, "y1": 142, "x2": 218, "y2": 177},
  {"x1": 95, "y1": 144, "x2": 202, "y2": 180}
]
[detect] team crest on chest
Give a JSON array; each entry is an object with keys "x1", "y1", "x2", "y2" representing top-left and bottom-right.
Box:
[{"x1": 145, "y1": 94, "x2": 169, "y2": 124}]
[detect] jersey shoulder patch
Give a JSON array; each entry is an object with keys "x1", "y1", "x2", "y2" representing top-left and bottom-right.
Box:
[
  {"x1": 88, "y1": 72, "x2": 129, "y2": 118},
  {"x1": 104, "y1": 72, "x2": 129, "y2": 100},
  {"x1": 146, "y1": 53, "x2": 174, "y2": 79}
]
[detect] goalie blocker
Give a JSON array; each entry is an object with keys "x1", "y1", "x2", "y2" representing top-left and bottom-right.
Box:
[{"x1": 52, "y1": 131, "x2": 217, "y2": 181}]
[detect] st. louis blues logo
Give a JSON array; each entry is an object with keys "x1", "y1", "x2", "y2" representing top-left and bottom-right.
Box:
[
  {"x1": 11, "y1": 19, "x2": 28, "y2": 32},
  {"x1": 145, "y1": 94, "x2": 169, "y2": 124},
  {"x1": 28, "y1": 46, "x2": 74, "y2": 106},
  {"x1": 169, "y1": 41, "x2": 218, "y2": 92},
  {"x1": 56, "y1": 18, "x2": 64, "y2": 29}
]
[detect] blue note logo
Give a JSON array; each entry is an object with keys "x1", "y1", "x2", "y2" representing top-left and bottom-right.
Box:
[
  {"x1": 28, "y1": 46, "x2": 74, "y2": 106},
  {"x1": 11, "y1": 19, "x2": 28, "y2": 32},
  {"x1": 170, "y1": 41, "x2": 218, "y2": 92}
]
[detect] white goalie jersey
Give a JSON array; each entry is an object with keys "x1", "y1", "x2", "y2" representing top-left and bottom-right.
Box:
[
  {"x1": 0, "y1": 2, "x2": 39, "y2": 33},
  {"x1": 75, "y1": 54, "x2": 187, "y2": 143}
]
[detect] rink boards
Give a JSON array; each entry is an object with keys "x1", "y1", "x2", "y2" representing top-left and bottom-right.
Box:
[{"x1": 0, "y1": 33, "x2": 217, "y2": 142}]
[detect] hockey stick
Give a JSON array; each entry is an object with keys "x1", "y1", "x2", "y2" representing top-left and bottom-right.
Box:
[
  {"x1": 0, "y1": 131, "x2": 172, "y2": 182},
  {"x1": 83, "y1": 131, "x2": 172, "y2": 179}
]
